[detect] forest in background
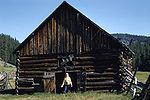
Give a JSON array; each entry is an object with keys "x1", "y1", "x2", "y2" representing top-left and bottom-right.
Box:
[
  {"x1": 0, "y1": 33, "x2": 149, "y2": 71},
  {"x1": 0, "y1": 33, "x2": 20, "y2": 65},
  {"x1": 113, "y1": 33, "x2": 150, "y2": 71}
]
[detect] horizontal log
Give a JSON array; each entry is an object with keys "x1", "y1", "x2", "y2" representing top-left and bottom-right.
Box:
[
  {"x1": 79, "y1": 51, "x2": 119, "y2": 57},
  {"x1": 18, "y1": 78, "x2": 34, "y2": 81},
  {"x1": 74, "y1": 60, "x2": 118, "y2": 66},
  {"x1": 85, "y1": 81, "x2": 117, "y2": 86},
  {"x1": 20, "y1": 55, "x2": 57, "y2": 61},
  {"x1": 20, "y1": 59, "x2": 57, "y2": 64},
  {"x1": 19, "y1": 72, "x2": 44, "y2": 76},
  {"x1": 68, "y1": 66, "x2": 117, "y2": 72},
  {"x1": 74, "y1": 55, "x2": 118, "y2": 61},
  {"x1": 72, "y1": 65, "x2": 116, "y2": 69},
  {"x1": 19, "y1": 75, "x2": 44, "y2": 78},
  {"x1": 86, "y1": 85, "x2": 120, "y2": 90},
  {"x1": 20, "y1": 63, "x2": 58, "y2": 68},
  {"x1": 18, "y1": 89, "x2": 35, "y2": 94},
  {"x1": 19, "y1": 65, "x2": 117, "y2": 73},
  {"x1": 85, "y1": 68, "x2": 117, "y2": 72},
  {"x1": 86, "y1": 72, "x2": 117, "y2": 76},
  {"x1": 86, "y1": 77, "x2": 114, "y2": 81},
  {"x1": 18, "y1": 87, "x2": 34, "y2": 90},
  {"x1": 18, "y1": 83, "x2": 33, "y2": 87},
  {"x1": 18, "y1": 83, "x2": 40, "y2": 87},
  {"x1": 20, "y1": 67, "x2": 57, "y2": 71},
  {"x1": 19, "y1": 71, "x2": 46, "y2": 74}
]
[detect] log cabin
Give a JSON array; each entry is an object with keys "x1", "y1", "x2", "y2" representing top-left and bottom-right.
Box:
[{"x1": 14, "y1": 1, "x2": 135, "y2": 94}]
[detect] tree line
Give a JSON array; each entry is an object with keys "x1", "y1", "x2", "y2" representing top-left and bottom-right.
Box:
[
  {"x1": 0, "y1": 33, "x2": 20, "y2": 65},
  {"x1": 129, "y1": 43, "x2": 150, "y2": 71},
  {"x1": 113, "y1": 33, "x2": 150, "y2": 71}
]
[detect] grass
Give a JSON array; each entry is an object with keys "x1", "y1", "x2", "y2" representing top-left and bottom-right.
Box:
[
  {"x1": 0, "y1": 66, "x2": 16, "y2": 73},
  {"x1": 136, "y1": 71, "x2": 150, "y2": 83},
  {"x1": 0, "y1": 92, "x2": 132, "y2": 100}
]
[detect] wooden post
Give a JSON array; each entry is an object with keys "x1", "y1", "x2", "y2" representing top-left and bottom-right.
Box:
[
  {"x1": 81, "y1": 68, "x2": 86, "y2": 92},
  {"x1": 5, "y1": 72, "x2": 8, "y2": 90},
  {"x1": 15, "y1": 51, "x2": 20, "y2": 95},
  {"x1": 83, "y1": 72, "x2": 87, "y2": 92}
]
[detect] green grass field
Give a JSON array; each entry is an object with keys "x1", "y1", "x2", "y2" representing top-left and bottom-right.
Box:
[
  {"x1": 0, "y1": 92, "x2": 132, "y2": 100},
  {"x1": 136, "y1": 71, "x2": 150, "y2": 83},
  {"x1": 0, "y1": 66, "x2": 16, "y2": 73},
  {"x1": 0, "y1": 66, "x2": 150, "y2": 100}
]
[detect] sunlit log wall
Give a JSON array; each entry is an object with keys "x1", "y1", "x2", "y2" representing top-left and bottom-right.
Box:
[
  {"x1": 15, "y1": 2, "x2": 134, "y2": 93},
  {"x1": 19, "y1": 3, "x2": 124, "y2": 56}
]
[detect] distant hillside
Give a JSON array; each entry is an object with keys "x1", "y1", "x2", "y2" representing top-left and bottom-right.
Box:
[
  {"x1": 0, "y1": 33, "x2": 20, "y2": 65},
  {"x1": 112, "y1": 33, "x2": 150, "y2": 45},
  {"x1": 112, "y1": 33, "x2": 150, "y2": 71}
]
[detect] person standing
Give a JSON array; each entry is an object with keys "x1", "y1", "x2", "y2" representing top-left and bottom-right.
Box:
[{"x1": 61, "y1": 73, "x2": 73, "y2": 93}]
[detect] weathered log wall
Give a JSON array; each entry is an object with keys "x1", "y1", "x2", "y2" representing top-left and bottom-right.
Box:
[
  {"x1": 16, "y1": 49, "x2": 127, "y2": 93},
  {"x1": 18, "y1": 2, "x2": 123, "y2": 56}
]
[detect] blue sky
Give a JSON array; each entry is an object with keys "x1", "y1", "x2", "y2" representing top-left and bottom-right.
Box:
[{"x1": 0, "y1": 0, "x2": 150, "y2": 42}]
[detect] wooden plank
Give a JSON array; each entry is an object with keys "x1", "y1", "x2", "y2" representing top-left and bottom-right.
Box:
[
  {"x1": 19, "y1": 71, "x2": 46, "y2": 74},
  {"x1": 86, "y1": 77, "x2": 114, "y2": 81},
  {"x1": 38, "y1": 30, "x2": 43, "y2": 54},
  {"x1": 24, "y1": 41, "x2": 28, "y2": 55},
  {"x1": 74, "y1": 60, "x2": 118, "y2": 66},
  {"x1": 20, "y1": 48, "x2": 24, "y2": 56},
  {"x1": 18, "y1": 87, "x2": 34, "y2": 89},
  {"x1": 20, "y1": 59, "x2": 57, "y2": 64},
  {"x1": 37, "y1": 31, "x2": 40, "y2": 55},
  {"x1": 18, "y1": 82, "x2": 33, "y2": 87},
  {"x1": 90, "y1": 25, "x2": 93, "y2": 51},
  {"x1": 52, "y1": 17, "x2": 56, "y2": 53},
  {"x1": 66, "y1": 7, "x2": 70, "y2": 53},
  {"x1": 72, "y1": 65, "x2": 115, "y2": 69},
  {"x1": 74, "y1": 55, "x2": 118, "y2": 61},
  {"x1": 70, "y1": 8, "x2": 75, "y2": 53},
  {"x1": 76, "y1": 13, "x2": 80, "y2": 54},
  {"x1": 62, "y1": 10, "x2": 65, "y2": 53},
  {"x1": 55, "y1": 17, "x2": 58, "y2": 54},
  {"x1": 82, "y1": 21, "x2": 85, "y2": 52},
  {"x1": 63, "y1": 9, "x2": 67, "y2": 53},
  {"x1": 60, "y1": 9, "x2": 63, "y2": 53},
  {"x1": 48, "y1": 20, "x2": 52, "y2": 53},
  {"x1": 85, "y1": 22, "x2": 89, "y2": 52},
  {"x1": 57, "y1": 13, "x2": 60, "y2": 53},
  {"x1": 86, "y1": 81, "x2": 117, "y2": 86},
  {"x1": 43, "y1": 24, "x2": 48, "y2": 54},
  {"x1": 20, "y1": 63, "x2": 57, "y2": 68},
  {"x1": 33, "y1": 33, "x2": 37, "y2": 55},
  {"x1": 86, "y1": 85, "x2": 120, "y2": 90},
  {"x1": 20, "y1": 55, "x2": 57, "y2": 60},
  {"x1": 20, "y1": 67, "x2": 57, "y2": 71},
  {"x1": 86, "y1": 72, "x2": 117, "y2": 77},
  {"x1": 19, "y1": 75, "x2": 43, "y2": 78}
]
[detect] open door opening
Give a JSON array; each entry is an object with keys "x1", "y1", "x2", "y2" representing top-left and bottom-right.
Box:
[{"x1": 55, "y1": 72, "x2": 77, "y2": 93}]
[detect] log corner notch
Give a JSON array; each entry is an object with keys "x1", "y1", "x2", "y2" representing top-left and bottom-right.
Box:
[
  {"x1": 13, "y1": 1, "x2": 135, "y2": 94},
  {"x1": 15, "y1": 51, "x2": 20, "y2": 95}
]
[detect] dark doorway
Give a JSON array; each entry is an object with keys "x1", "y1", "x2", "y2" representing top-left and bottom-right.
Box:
[{"x1": 55, "y1": 72, "x2": 77, "y2": 93}]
